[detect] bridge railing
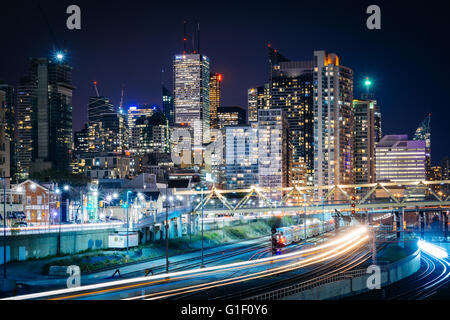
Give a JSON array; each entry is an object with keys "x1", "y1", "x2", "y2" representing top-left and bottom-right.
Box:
[{"x1": 174, "y1": 180, "x2": 450, "y2": 214}]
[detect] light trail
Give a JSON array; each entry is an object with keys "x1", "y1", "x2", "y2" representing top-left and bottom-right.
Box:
[
  {"x1": 130, "y1": 234, "x2": 369, "y2": 300},
  {"x1": 4, "y1": 226, "x2": 368, "y2": 300}
]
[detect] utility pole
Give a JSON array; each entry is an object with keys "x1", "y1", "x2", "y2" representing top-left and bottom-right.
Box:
[
  {"x1": 2, "y1": 177, "x2": 6, "y2": 279},
  {"x1": 165, "y1": 185, "x2": 169, "y2": 273},
  {"x1": 126, "y1": 190, "x2": 131, "y2": 256}
]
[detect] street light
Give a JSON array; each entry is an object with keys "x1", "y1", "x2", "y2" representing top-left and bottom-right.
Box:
[
  {"x1": 195, "y1": 184, "x2": 208, "y2": 268},
  {"x1": 126, "y1": 190, "x2": 132, "y2": 256}
]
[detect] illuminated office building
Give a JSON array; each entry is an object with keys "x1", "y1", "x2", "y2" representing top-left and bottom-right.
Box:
[
  {"x1": 0, "y1": 91, "x2": 10, "y2": 185},
  {"x1": 74, "y1": 124, "x2": 89, "y2": 155},
  {"x1": 313, "y1": 50, "x2": 354, "y2": 191},
  {"x1": 269, "y1": 46, "x2": 314, "y2": 187},
  {"x1": 224, "y1": 125, "x2": 259, "y2": 189},
  {"x1": 87, "y1": 96, "x2": 128, "y2": 154},
  {"x1": 258, "y1": 109, "x2": 291, "y2": 199},
  {"x1": 247, "y1": 88, "x2": 258, "y2": 123},
  {"x1": 209, "y1": 73, "x2": 222, "y2": 129},
  {"x1": 217, "y1": 106, "x2": 246, "y2": 129},
  {"x1": 88, "y1": 96, "x2": 114, "y2": 124},
  {"x1": 442, "y1": 157, "x2": 450, "y2": 195},
  {"x1": 173, "y1": 53, "x2": 210, "y2": 144},
  {"x1": 127, "y1": 104, "x2": 156, "y2": 132},
  {"x1": 376, "y1": 135, "x2": 426, "y2": 183},
  {"x1": 15, "y1": 76, "x2": 35, "y2": 181},
  {"x1": 353, "y1": 99, "x2": 379, "y2": 184},
  {"x1": 413, "y1": 114, "x2": 431, "y2": 180},
  {"x1": 162, "y1": 85, "x2": 174, "y2": 126},
  {"x1": 248, "y1": 84, "x2": 271, "y2": 123}
]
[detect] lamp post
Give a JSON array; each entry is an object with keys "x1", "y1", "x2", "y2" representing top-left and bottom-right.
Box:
[
  {"x1": 165, "y1": 185, "x2": 169, "y2": 273},
  {"x1": 126, "y1": 190, "x2": 132, "y2": 256},
  {"x1": 2, "y1": 177, "x2": 6, "y2": 279},
  {"x1": 55, "y1": 188, "x2": 62, "y2": 255},
  {"x1": 195, "y1": 184, "x2": 208, "y2": 268}
]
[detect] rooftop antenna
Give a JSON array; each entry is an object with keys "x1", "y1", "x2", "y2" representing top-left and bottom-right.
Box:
[
  {"x1": 183, "y1": 21, "x2": 187, "y2": 54},
  {"x1": 192, "y1": 28, "x2": 196, "y2": 54},
  {"x1": 197, "y1": 22, "x2": 200, "y2": 54},
  {"x1": 119, "y1": 84, "x2": 125, "y2": 112},
  {"x1": 93, "y1": 81, "x2": 99, "y2": 97}
]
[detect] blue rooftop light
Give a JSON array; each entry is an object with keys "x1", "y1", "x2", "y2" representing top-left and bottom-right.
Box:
[{"x1": 55, "y1": 51, "x2": 65, "y2": 62}]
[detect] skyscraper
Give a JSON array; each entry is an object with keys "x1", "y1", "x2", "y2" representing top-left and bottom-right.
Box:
[
  {"x1": 87, "y1": 96, "x2": 128, "y2": 154},
  {"x1": 413, "y1": 114, "x2": 431, "y2": 180},
  {"x1": 88, "y1": 96, "x2": 114, "y2": 124},
  {"x1": 225, "y1": 125, "x2": 259, "y2": 189},
  {"x1": 0, "y1": 91, "x2": 10, "y2": 186},
  {"x1": 16, "y1": 76, "x2": 35, "y2": 180},
  {"x1": 353, "y1": 99, "x2": 378, "y2": 184},
  {"x1": 247, "y1": 84, "x2": 271, "y2": 123},
  {"x1": 258, "y1": 108, "x2": 291, "y2": 199},
  {"x1": 313, "y1": 50, "x2": 354, "y2": 191},
  {"x1": 162, "y1": 85, "x2": 174, "y2": 126},
  {"x1": 0, "y1": 82, "x2": 15, "y2": 182},
  {"x1": 173, "y1": 53, "x2": 210, "y2": 144},
  {"x1": 269, "y1": 47, "x2": 314, "y2": 187},
  {"x1": 217, "y1": 106, "x2": 246, "y2": 128},
  {"x1": 247, "y1": 88, "x2": 258, "y2": 123},
  {"x1": 209, "y1": 73, "x2": 222, "y2": 129},
  {"x1": 74, "y1": 124, "x2": 89, "y2": 155},
  {"x1": 442, "y1": 157, "x2": 450, "y2": 195},
  {"x1": 127, "y1": 104, "x2": 156, "y2": 133},
  {"x1": 28, "y1": 56, "x2": 75, "y2": 173}
]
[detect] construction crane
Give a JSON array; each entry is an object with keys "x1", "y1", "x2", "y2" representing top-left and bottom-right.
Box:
[{"x1": 93, "y1": 81, "x2": 100, "y2": 97}]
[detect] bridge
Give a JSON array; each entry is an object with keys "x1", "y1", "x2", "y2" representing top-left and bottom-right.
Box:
[{"x1": 173, "y1": 180, "x2": 450, "y2": 216}]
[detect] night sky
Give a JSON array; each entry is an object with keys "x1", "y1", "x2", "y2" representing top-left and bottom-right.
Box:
[{"x1": 1, "y1": 0, "x2": 449, "y2": 165}]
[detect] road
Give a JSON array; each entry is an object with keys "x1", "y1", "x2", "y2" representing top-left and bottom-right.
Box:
[{"x1": 3, "y1": 226, "x2": 370, "y2": 300}]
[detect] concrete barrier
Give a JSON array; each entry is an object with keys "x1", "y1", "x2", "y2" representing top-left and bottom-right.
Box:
[
  {"x1": 0, "y1": 228, "x2": 116, "y2": 262},
  {"x1": 281, "y1": 249, "x2": 421, "y2": 300}
]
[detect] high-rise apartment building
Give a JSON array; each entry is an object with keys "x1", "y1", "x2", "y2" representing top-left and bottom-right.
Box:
[
  {"x1": 258, "y1": 109, "x2": 291, "y2": 199},
  {"x1": 313, "y1": 50, "x2": 354, "y2": 191},
  {"x1": 173, "y1": 53, "x2": 210, "y2": 144},
  {"x1": 16, "y1": 76, "x2": 35, "y2": 181},
  {"x1": 269, "y1": 47, "x2": 314, "y2": 187},
  {"x1": 224, "y1": 125, "x2": 259, "y2": 189},
  {"x1": 209, "y1": 73, "x2": 222, "y2": 129},
  {"x1": 24, "y1": 57, "x2": 75, "y2": 174},
  {"x1": 353, "y1": 99, "x2": 378, "y2": 184}
]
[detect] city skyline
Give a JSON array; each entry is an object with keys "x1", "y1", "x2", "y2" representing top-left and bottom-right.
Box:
[{"x1": 1, "y1": 1, "x2": 449, "y2": 165}]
